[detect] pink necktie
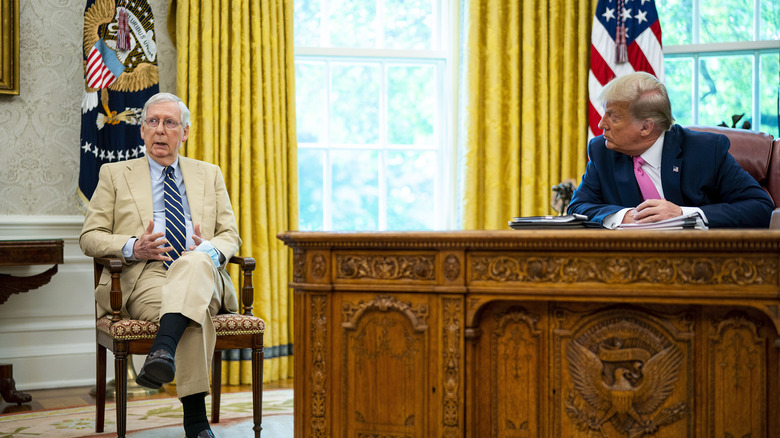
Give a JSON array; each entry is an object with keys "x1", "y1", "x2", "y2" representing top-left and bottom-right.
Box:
[{"x1": 633, "y1": 156, "x2": 661, "y2": 200}]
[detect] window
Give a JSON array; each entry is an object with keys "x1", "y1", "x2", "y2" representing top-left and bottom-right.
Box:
[
  {"x1": 659, "y1": 0, "x2": 780, "y2": 136},
  {"x1": 294, "y1": 0, "x2": 455, "y2": 231}
]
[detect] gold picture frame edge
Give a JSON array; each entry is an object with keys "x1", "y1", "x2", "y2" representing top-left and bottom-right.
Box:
[{"x1": 0, "y1": 0, "x2": 20, "y2": 95}]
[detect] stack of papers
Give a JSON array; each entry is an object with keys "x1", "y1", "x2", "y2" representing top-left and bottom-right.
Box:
[
  {"x1": 617, "y1": 212, "x2": 707, "y2": 230},
  {"x1": 509, "y1": 214, "x2": 602, "y2": 229}
]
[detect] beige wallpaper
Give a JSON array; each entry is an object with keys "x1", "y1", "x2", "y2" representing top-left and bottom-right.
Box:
[{"x1": 0, "y1": 0, "x2": 176, "y2": 215}]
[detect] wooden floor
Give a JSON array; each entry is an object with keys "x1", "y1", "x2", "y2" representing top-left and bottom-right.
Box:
[{"x1": 0, "y1": 379, "x2": 293, "y2": 415}]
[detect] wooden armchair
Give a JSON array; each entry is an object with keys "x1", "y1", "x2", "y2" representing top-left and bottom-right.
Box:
[{"x1": 93, "y1": 256, "x2": 265, "y2": 438}]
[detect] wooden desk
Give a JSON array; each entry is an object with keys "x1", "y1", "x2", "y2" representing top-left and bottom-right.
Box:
[
  {"x1": 0, "y1": 239, "x2": 64, "y2": 404},
  {"x1": 280, "y1": 230, "x2": 780, "y2": 438}
]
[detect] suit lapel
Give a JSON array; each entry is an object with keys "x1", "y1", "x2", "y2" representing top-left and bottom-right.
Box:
[
  {"x1": 661, "y1": 125, "x2": 684, "y2": 205},
  {"x1": 123, "y1": 158, "x2": 153, "y2": 230},
  {"x1": 179, "y1": 156, "x2": 205, "y2": 225}
]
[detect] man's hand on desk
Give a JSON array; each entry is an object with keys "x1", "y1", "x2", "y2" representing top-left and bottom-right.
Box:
[
  {"x1": 133, "y1": 220, "x2": 173, "y2": 261},
  {"x1": 622, "y1": 199, "x2": 684, "y2": 224}
]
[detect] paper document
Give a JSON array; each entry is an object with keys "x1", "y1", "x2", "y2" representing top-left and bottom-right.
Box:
[{"x1": 617, "y1": 212, "x2": 708, "y2": 230}]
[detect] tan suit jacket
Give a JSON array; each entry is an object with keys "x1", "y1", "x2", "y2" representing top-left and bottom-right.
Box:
[{"x1": 80, "y1": 156, "x2": 241, "y2": 318}]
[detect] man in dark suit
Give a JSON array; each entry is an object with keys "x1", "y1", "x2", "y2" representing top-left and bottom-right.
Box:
[
  {"x1": 80, "y1": 93, "x2": 239, "y2": 438},
  {"x1": 568, "y1": 72, "x2": 774, "y2": 228}
]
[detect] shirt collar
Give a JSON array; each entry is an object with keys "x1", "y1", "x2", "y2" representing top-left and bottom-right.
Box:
[
  {"x1": 147, "y1": 156, "x2": 180, "y2": 180},
  {"x1": 639, "y1": 132, "x2": 665, "y2": 169}
]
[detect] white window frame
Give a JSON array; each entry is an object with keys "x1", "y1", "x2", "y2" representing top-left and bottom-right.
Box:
[
  {"x1": 662, "y1": 0, "x2": 780, "y2": 131},
  {"x1": 294, "y1": 0, "x2": 460, "y2": 231}
]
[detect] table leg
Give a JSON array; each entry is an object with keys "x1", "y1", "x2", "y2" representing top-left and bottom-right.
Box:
[{"x1": 0, "y1": 364, "x2": 32, "y2": 404}]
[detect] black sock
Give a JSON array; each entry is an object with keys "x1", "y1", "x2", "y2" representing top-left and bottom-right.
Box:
[
  {"x1": 150, "y1": 313, "x2": 189, "y2": 356},
  {"x1": 182, "y1": 392, "x2": 210, "y2": 437}
]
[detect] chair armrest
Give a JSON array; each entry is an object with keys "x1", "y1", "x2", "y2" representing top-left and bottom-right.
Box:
[
  {"x1": 229, "y1": 256, "x2": 255, "y2": 271},
  {"x1": 93, "y1": 258, "x2": 124, "y2": 322},
  {"x1": 229, "y1": 256, "x2": 256, "y2": 316},
  {"x1": 95, "y1": 257, "x2": 124, "y2": 272}
]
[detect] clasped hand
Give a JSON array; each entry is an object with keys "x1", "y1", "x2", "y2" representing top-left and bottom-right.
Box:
[
  {"x1": 132, "y1": 220, "x2": 207, "y2": 261},
  {"x1": 622, "y1": 199, "x2": 683, "y2": 224}
]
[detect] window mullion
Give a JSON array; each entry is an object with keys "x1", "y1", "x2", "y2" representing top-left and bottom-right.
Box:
[
  {"x1": 323, "y1": 60, "x2": 333, "y2": 230},
  {"x1": 378, "y1": 61, "x2": 388, "y2": 230},
  {"x1": 753, "y1": 0, "x2": 760, "y2": 41},
  {"x1": 692, "y1": 0, "x2": 700, "y2": 44},
  {"x1": 321, "y1": 0, "x2": 330, "y2": 47},
  {"x1": 692, "y1": 54, "x2": 700, "y2": 125},
  {"x1": 377, "y1": 0, "x2": 385, "y2": 49},
  {"x1": 753, "y1": 52, "x2": 759, "y2": 131}
]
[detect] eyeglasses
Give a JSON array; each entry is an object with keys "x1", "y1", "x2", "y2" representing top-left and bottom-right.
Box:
[{"x1": 145, "y1": 118, "x2": 184, "y2": 129}]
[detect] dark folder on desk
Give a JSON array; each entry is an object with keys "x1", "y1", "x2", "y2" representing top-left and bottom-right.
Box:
[{"x1": 508, "y1": 214, "x2": 602, "y2": 229}]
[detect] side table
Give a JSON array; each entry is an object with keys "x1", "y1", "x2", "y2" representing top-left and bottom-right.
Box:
[{"x1": 0, "y1": 240, "x2": 64, "y2": 404}]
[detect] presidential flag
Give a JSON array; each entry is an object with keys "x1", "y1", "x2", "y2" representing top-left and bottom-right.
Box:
[
  {"x1": 78, "y1": 0, "x2": 159, "y2": 211},
  {"x1": 588, "y1": 0, "x2": 664, "y2": 138}
]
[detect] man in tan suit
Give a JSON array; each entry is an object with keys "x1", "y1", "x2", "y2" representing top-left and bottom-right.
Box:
[{"x1": 80, "y1": 92, "x2": 240, "y2": 438}]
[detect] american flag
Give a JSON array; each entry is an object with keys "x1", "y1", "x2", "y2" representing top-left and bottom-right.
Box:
[
  {"x1": 85, "y1": 39, "x2": 124, "y2": 89},
  {"x1": 588, "y1": 0, "x2": 664, "y2": 138}
]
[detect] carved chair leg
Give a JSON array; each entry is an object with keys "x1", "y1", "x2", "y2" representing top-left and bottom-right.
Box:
[
  {"x1": 114, "y1": 351, "x2": 128, "y2": 438},
  {"x1": 96, "y1": 344, "x2": 107, "y2": 432},
  {"x1": 252, "y1": 345, "x2": 264, "y2": 438},
  {"x1": 211, "y1": 351, "x2": 222, "y2": 424}
]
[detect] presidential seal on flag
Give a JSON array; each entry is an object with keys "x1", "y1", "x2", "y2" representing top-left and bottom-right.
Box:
[{"x1": 78, "y1": 0, "x2": 159, "y2": 211}]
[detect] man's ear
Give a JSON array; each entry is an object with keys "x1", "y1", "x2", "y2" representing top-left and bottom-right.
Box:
[{"x1": 639, "y1": 119, "x2": 656, "y2": 137}]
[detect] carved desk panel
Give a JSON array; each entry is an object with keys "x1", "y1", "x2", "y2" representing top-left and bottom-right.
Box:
[{"x1": 279, "y1": 230, "x2": 780, "y2": 438}]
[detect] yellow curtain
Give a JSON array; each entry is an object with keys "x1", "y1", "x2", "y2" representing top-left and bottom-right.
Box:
[
  {"x1": 169, "y1": 0, "x2": 297, "y2": 383},
  {"x1": 460, "y1": 0, "x2": 596, "y2": 229}
]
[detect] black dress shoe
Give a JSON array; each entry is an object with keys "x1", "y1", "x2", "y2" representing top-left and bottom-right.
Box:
[
  {"x1": 136, "y1": 349, "x2": 176, "y2": 389},
  {"x1": 196, "y1": 430, "x2": 215, "y2": 438}
]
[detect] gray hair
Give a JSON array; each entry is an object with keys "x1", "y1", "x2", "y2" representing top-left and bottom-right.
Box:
[
  {"x1": 599, "y1": 72, "x2": 674, "y2": 131},
  {"x1": 141, "y1": 92, "x2": 191, "y2": 127}
]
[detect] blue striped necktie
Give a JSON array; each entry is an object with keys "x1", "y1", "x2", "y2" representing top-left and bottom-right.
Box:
[{"x1": 163, "y1": 166, "x2": 186, "y2": 269}]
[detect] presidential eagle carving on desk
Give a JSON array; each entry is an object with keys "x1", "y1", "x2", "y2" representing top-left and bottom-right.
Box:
[{"x1": 566, "y1": 316, "x2": 686, "y2": 436}]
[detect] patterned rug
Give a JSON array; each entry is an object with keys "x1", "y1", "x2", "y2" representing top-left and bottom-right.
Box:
[{"x1": 0, "y1": 389, "x2": 293, "y2": 437}]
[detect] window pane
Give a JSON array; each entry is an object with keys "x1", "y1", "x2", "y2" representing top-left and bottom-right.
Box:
[
  {"x1": 295, "y1": 62, "x2": 327, "y2": 143},
  {"x1": 298, "y1": 149, "x2": 325, "y2": 231},
  {"x1": 698, "y1": 56, "x2": 753, "y2": 127},
  {"x1": 761, "y1": 0, "x2": 780, "y2": 40},
  {"x1": 331, "y1": 150, "x2": 379, "y2": 230},
  {"x1": 386, "y1": 151, "x2": 436, "y2": 230},
  {"x1": 665, "y1": 58, "x2": 694, "y2": 125},
  {"x1": 759, "y1": 53, "x2": 780, "y2": 136},
  {"x1": 387, "y1": 65, "x2": 436, "y2": 145},
  {"x1": 294, "y1": 0, "x2": 321, "y2": 46},
  {"x1": 329, "y1": 0, "x2": 377, "y2": 48},
  {"x1": 657, "y1": 0, "x2": 692, "y2": 45},
  {"x1": 700, "y1": 0, "x2": 753, "y2": 43},
  {"x1": 330, "y1": 63, "x2": 381, "y2": 144},
  {"x1": 385, "y1": 0, "x2": 433, "y2": 50}
]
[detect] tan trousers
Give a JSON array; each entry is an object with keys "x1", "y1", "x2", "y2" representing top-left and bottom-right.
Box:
[{"x1": 126, "y1": 251, "x2": 228, "y2": 398}]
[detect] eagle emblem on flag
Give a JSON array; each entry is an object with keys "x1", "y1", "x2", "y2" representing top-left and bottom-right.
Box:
[{"x1": 78, "y1": 0, "x2": 159, "y2": 211}]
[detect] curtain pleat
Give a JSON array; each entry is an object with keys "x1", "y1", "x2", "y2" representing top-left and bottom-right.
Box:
[
  {"x1": 169, "y1": 0, "x2": 297, "y2": 384},
  {"x1": 460, "y1": 0, "x2": 596, "y2": 229}
]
